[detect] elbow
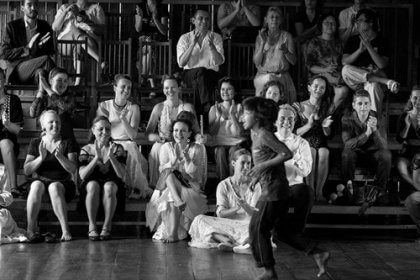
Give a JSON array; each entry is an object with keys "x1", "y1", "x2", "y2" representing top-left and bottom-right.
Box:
[{"x1": 23, "y1": 167, "x2": 31, "y2": 176}]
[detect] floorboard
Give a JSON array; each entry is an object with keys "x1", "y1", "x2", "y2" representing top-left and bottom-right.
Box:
[{"x1": 1, "y1": 238, "x2": 420, "y2": 280}]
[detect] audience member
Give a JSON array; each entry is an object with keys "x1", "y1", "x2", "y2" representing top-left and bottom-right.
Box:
[
  {"x1": 146, "y1": 118, "x2": 208, "y2": 243},
  {"x1": 0, "y1": 0, "x2": 54, "y2": 90},
  {"x1": 253, "y1": 7, "x2": 296, "y2": 103},
  {"x1": 96, "y1": 74, "x2": 150, "y2": 198},
  {"x1": 135, "y1": 0, "x2": 169, "y2": 90},
  {"x1": 208, "y1": 77, "x2": 244, "y2": 180},
  {"x1": 177, "y1": 10, "x2": 224, "y2": 121},
  {"x1": 293, "y1": 76, "x2": 333, "y2": 201},
  {"x1": 338, "y1": 0, "x2": 368, "y2": 45},
  {"x1": 24, "y1": 110, "x2": 78, "y2": 243},
  {"x1": 0, "y1": 165, "x2": 27, "y2": 244},
  {"x1": 0, "y1": 74, "x2": 23, "y2": 197},
  {"x1": 275, "y1": 104, "x2": 313, "y2": 236},
  {"x1": 294, "y1": 0, "x2": 323, "y2": 44},
  {"x1": 341, "y1": 89, "x2": 391, "y2": 193},
  {"x1": 217, "y1": 0, "x2": 261, "y2": 43},
  {"x1": 145, "y1": 75, "x2": 196, "y2": 187},
  {"x1": 342, "y1": 9, "x2": 399, "y2": 114},
  {"x1": 53, "y1": 0, "x2": 105, "y2": 85},
  {"x1": 189, "y1": 148, "x2": 261, "y2": 254},
  {"x1": 78, "y1": 116, "x2": 127, "y2": 241},
  {"x1": 30, "y1": 67, "x2": 76, "y2": 142},
  {"x1": 260, "y1": 79, "x2": 286, "y2": 106},
  {"x1": 306, "y1": 14, "x2": 349, "y2": 114}
]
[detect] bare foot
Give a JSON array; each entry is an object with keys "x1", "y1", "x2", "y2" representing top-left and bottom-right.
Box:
[
  {"x1": 152, "y1": 238, "x2": 179, "y2": 243},
  {"x1": 217, "y1": 243, "x2": 234, "y2": 252},
  {"x1": 314, "y1": 251, "x2": 330, "y2": 277},
  {"x1": 61, "y1": 231, "x2": 72, "y2": 242}
]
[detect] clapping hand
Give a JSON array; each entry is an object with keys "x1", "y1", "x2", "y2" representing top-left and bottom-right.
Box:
[
  {"x1": 367, "y1": 116, "x2": 378, "y2": 132},
  {"x1": 39, "y1": 140, "x2": 47, "y2": 160},
  {"x1": 54, "y1": 141, "x2": 64, "y2": 159},
  {"x1": 119, "y1": 108, "x2": 128, "y2": 121},
  {"x1": 215, "y1": 101, "x2": 222, "y2": 119},
  {"x1": 229, "y1": 100, "x2": 237, "y2": 118},
  {"x1": 322, "y1": 116, "x2": 334, "y2": 128},
  {"x1": 279, "y1": 41, "x2": 288, "y2": 53},
  {"x1": 359, "y1": 30, "x2": 372, "y2": 51},
  {"x1": 404, "y1": 114, "x2": 411, "y2": 127},
  {"x1": 107, "y1": 142, "x2": 117, "y2": 159},
  {"x1": 232, "y1": 0, "x2": 241, "y2": 12},
  {"x1": 94, "y1": 140, "x2": 102, "y2": 161},
  {"x1": 208, "y1": 32, "x2": 216, "y2": 51},
  {"x1": 182, "y1": 145, "x2": 191, "y2": 162},
  {"x1": 193, "y1": 30, "x2": 201, "y2": 45},
  {"x1": 259, "y1": 28, "x2": 268, "y2": 43},
  {"x1": 28, "y1": 33, "x2": 51, "y2": 50},
  {"x1": 308, "y1": 113, "x2": 316, "y2": 127},
  {"x1": 324, "y1": 65, "x2": 338, "y2": 74}
]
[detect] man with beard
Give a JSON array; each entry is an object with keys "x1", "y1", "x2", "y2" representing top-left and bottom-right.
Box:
[
  {"x1": 0, "y1": 0, "x2": 55, "y2": 85},
  {"x1": 177, "y1": 10, "x2": 224, "y2": 126}
]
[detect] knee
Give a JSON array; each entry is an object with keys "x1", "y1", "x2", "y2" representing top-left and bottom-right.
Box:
[
  {"x1": 48, "y1": 182, "x2": 65, "y2": 200},
  {"x1": 28, "y1": 181, "x2": 45, "y2": 198},
  {"x1": 318, "y1": 148, "x2": 329, "y2": 165},
  {"x1": 378, "y1": 149, "x2": 392, "y2": 163},
  {"x1": 0, "y1": 139, "x2": 15, "y2": 155},
  {"x1": 341, "y1": 65, "x2": 354, "y2": 77},
  {"x1": 86, "y1": 181, "x2": 100, "y2": 195},
  {"x1": 405, "y1": 192, "x2": 420, "y2": 209},
  {"x1": 396, "y1": 158, "x2": 409, "y2": 173},
  {"x1": 103, "y1": 182, "x2": 117, "y2": 198},
  {"x1": 342, "y1": 149, "x2": 356, "y2": 162}
]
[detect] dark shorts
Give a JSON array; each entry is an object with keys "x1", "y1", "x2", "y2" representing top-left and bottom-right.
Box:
[{"x1": 30, "y1": 178, "x2": 76, "y2": 203}]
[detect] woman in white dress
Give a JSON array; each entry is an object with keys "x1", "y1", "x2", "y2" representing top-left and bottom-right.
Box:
[
  {"x1": 208, "y1": 77, "x2": 244, "y2": 180},
  {"x1": 146, "y1": 118, "x2": 208, "y2": 242},
  {"x1": 96, "y1": 74, "x2": 151, "y2": 198},
  {"x1": 145, "y1": 76, "x2": 196, "y2": 187},
  {"x1": 188, "y1": 149, "x2": 261, "y2": 253}
]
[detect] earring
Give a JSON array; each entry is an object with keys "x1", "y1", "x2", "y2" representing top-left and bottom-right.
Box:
[{"x1": 187, "y1": 138, "x2": 190, "y2": 143}]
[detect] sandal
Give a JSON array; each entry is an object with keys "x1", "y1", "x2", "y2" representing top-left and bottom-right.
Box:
[
  {"x1": 43, "y1": 232, "x2": 58, "y2": 243},
  {"x1": 88, "y1": 229, "x2": 100, "y2": 241},
  {"x1": 100, "y1": 228, "x2": 111, "y2": 241},
  {"x1": 28, "y1": 232, "x2": 44, "y2": 243}
]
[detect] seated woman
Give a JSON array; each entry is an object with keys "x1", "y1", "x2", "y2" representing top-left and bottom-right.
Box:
[
  {"x1": 293, "y1": 76, "x2": 333, "y2": 201},
  {"x1": 24, "y1": 110, "x2": 78, "y2": 242},
  {"x1": 294, "y1": 0, "x2": 323, "y2": 45},
  {"x1": 96, "y1": 74, "x2": 150, "y2": 198},
  {"x1": 135, "y1": 0, "x2": 169, "y2": 90},
  {"x1": 0, "y1": 74, "x2": 24, "y2": 197},
  {"x1": 209, "y1": 77, "x2": 243, "y2": 180},
  {"x1": 253, "y1": 7, "x2": 297, "y2": 103},
  {"x1": 188, "y1": 148, "x2": 261, "y2": 253},
  {"x1": 79, "y1": 116, "x2": 127, "y2": 241},
  {"x1": 146, "y1": 118, "x2": 208, "y2": 242},
  {"x1": 306, "y1": 14, "x2": 349, "y2": 114},
  {"x1": 260, "y1": 79, "x2": 287, "y2": 106},
  {"x1": 30, "y1": 67, "x2": 77, "y2": 142},
  {"x1": 1, "y1": 168, "x2": 27, "y2": 244},
  {"x1": 145, "y1": 76, "x2": 195, "y2": 187},
  {"x1": 217, "y1": 0, "x2": 261, "y2": 42},
  {"x1": 52, "y1": 0, "x2": 106, "y2": 85}
]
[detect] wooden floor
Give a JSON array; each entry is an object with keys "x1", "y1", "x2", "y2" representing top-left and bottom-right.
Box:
[{"x1": 1, "y1": 237, "x2": 420, "y2": 280}]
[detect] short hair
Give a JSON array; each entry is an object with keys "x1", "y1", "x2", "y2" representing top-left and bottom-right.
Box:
[
  {"x1": 217, "y1": 76, "x2": 237, "y2": 93},
  {"x1": 39, "y1": 109, "x2": 60, "y2": 130},
  {"x1": 263, "y1": 7, "x2": 283, "y2": 28},
  {"x1": 193, "y1": 9, "x2": 209, "y2": 18},
  {"x1": 230, "y1": 148, "x2": 251, "y2": 162},
  {"x1": 353, "y1": 89, "x2": 371, "y2": 101},
  {"x1": 242, "y1": 96, "x2": 279, "y2": 131},
  {"x1": 356, "y1": 8, "x2": 379, "y2": 32},
  {"x1": 113, "y1": 74, "x2": 132, "y2": 86},
  {"x1": 48, "y1": 67, "x2": 68, "y2": 81},
  {"x1": 278, "y1": 104, "x2": 297, "y2": 121},
  {"x1": 317, "y1": 13, "x2": 338, "y2": 36},
  {"x1": 260, "y1": 79, "x2": 286, "y2": 105},
  {"x1": 88, "y1": 116, "x2": 112, "y2": 143}
]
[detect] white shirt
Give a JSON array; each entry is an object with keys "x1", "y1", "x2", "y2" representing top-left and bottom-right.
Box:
[
  {"x1": 339, "y1": 6, "x2": 357, "y2": 33},
  {"x1": 176, "y1": 30, "x2": 224, "y2": 71},
  {"x1": 275, "y1": 132, "x2": 312, "y2": 187}
]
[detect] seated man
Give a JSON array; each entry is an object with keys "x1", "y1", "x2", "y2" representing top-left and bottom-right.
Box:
[
  {"x1": 341, "y1": 89, "x2": 391, "y2": 193},
  {"x1": 0, "y1": 0, "x2": 55, "y2": 88},
  {"x1": 338, "y1": 0, "x2": 368, "y2": 45},
  {"x1": 341, "y1": 8, "x2": 398, "y2": 114},
  {"x1": 273, "y1": 104, "x2": 314, "y2": 244},
  {"x1": 177, "y1": 9, "x2": 224, "y2": 123}
]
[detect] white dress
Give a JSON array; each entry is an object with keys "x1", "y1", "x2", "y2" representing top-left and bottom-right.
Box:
[
  {"x1": 97, "y1": 100, "x2": 150, "y2": 195},
  {"x1": 188, "y1": 178, "x2": 261, "y2": 249},
  {"x1": 147, "y1": 100, "x2": 195, "y2": 186},
  {"x1": 0, "y1": 167, "x2": 27, "y2": 244},
  {"x1": 146, "y1": 142, "x2": 208, "y2": 241}
]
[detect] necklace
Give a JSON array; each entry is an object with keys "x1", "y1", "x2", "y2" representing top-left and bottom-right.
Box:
[{"x1": 113, "y1": 100, "x2": 127, "y2": 111}]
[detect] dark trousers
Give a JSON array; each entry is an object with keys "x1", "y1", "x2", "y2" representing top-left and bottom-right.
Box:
[
  {"x1": 183, "y1": 67, "x2": 219, "y2": 116},
  {"x1": 249, "y1": 200, "x2": 288, "y2": 267},
  {"x1": 10, "y1": 55, "x2": 55, "y2": 85},
  {"x1": 272, "y1": 184, "x2": 319, "y2": 255},
  {"x1": 342, "y1": 148, "x2": 392, "y2": 190}
]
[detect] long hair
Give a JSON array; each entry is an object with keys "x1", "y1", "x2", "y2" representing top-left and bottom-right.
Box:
[
  {"x1": 307, "y1": 75, "x2": 332, "y2": 119},
  {"x1": 242, "y1": 96, "x2": 279, "y2": 132},
  {"x1": 260, "y1": 79, "x2": 286, "y2": 105},
  {"x1": 171, "y1": 118, "x2": 195, "y2": 143},
  {"x1": 356, "y1": 8, "x2": 380, "y2": 33},
  {"x1": 87, "y1": 116, "x2": 112, "y2": 143},
  {"x1": 217, "y1": 76, "x2": 241, "y2": 102}
]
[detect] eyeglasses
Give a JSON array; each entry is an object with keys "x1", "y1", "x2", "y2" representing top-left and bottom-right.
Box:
[
  {"x1": 356, "y1": 18, "x2": 372, "y2": 24},
  {"x1": 322, "y1": 21, "x2": 336, "y2": 26}
]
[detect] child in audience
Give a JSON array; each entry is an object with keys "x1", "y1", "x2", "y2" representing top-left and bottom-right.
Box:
[
  {"x1": 260, "y1": 79, "x2": 286, "y2": 106},
  {"x1": 396, "y1": 85, "x2": 420, "y2": 242},
  {"x1": 293, "y1": 76, "x2": 333, "y2": 201},
  {"x1": 30, "y1": 67, "x2": 76, "y2": 142},
  {"x1": 146, "y1": 75, "x2": 196, "y2": 187},
  {"x1": 189, "y1": 148, "x2": 261, "y2": 254},
  {"x1": 209, "y1": 77, "x2": 244, "y2": 180}
]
